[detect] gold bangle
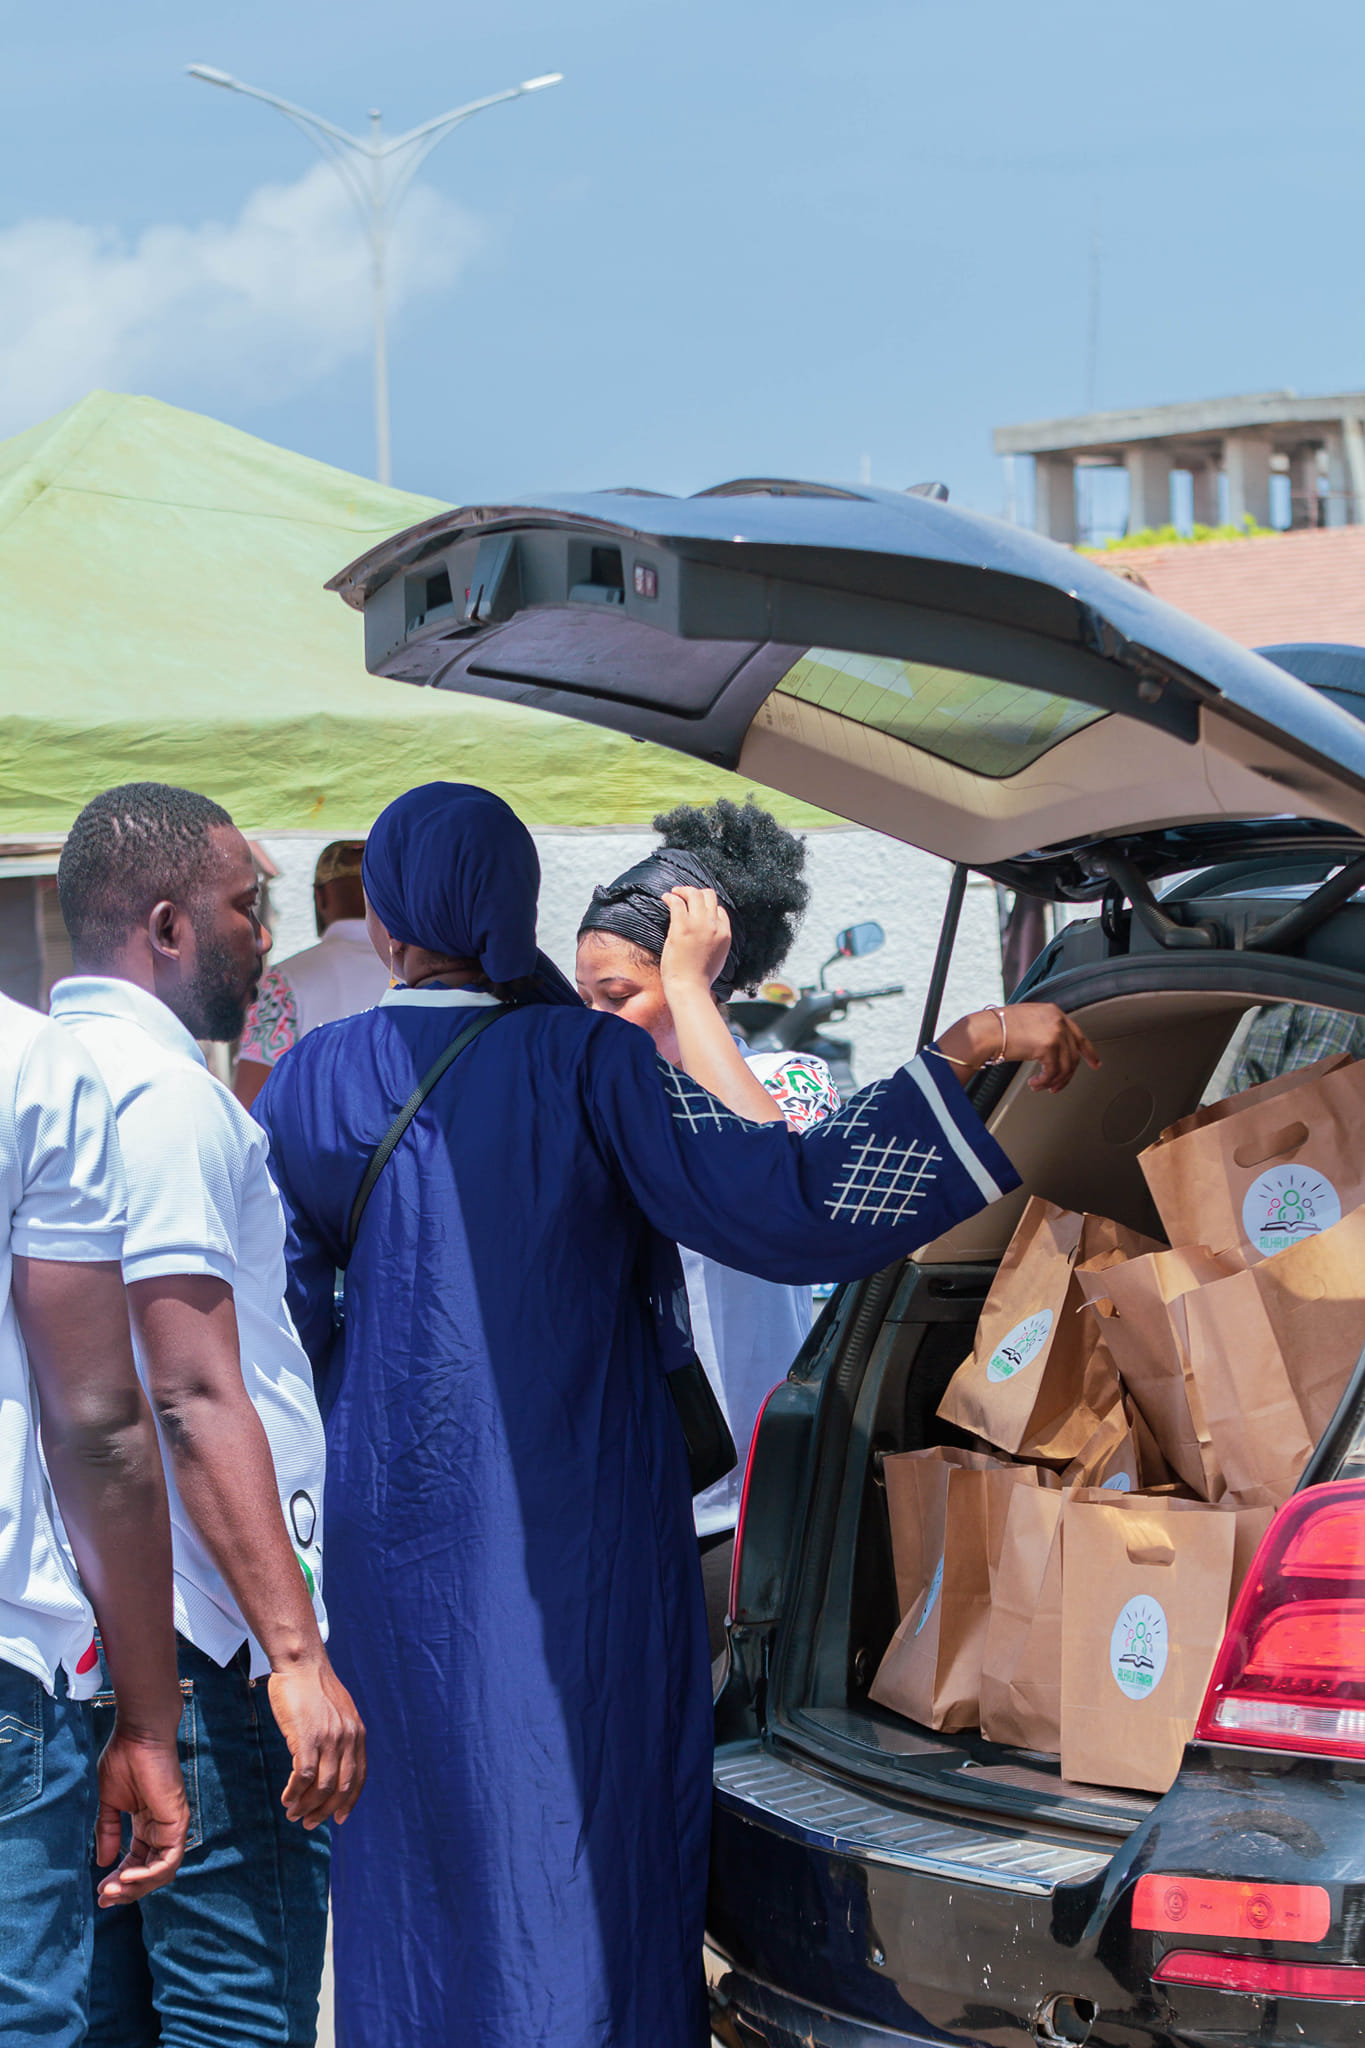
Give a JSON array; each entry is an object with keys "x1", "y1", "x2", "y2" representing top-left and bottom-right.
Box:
[{"x1": 984, "y1": 1003, "x2": 1008, "y2": 1065}]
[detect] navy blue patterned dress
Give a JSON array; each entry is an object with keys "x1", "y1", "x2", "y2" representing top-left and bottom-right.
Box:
[{"x1": 255, "y1": 987, "x2": 1016, "y2": 2048}]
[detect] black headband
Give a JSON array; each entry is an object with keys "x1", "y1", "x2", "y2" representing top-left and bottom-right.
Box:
[{"x1": 579, "y1": 847, "x2": 744, "y2": 997}]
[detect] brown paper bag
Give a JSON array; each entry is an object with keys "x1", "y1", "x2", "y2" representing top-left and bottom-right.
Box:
[
  {"x1": 1140, "y1": 1053, "x2": 1365, "y2": 1263},
  {"x1": 984, "y1": 1487, "x2": 1267, "y2": 1765},
  {"x1": 1061, "y1": 1495, "x2": 1238, "y2": 1793},
  {"x1": 1181, "y1": 1203, "x2": 1365, "y2": 1505},
  {"x1": 980, "y1": 1482, "x2": 1067, "y2": 1751},
  {"x1": 1129, "y1": 1403, "x2": 1177, "y2": 1491},
  {"x1": 882, "y1": 1446, "x2": 1004, "y2": 1617},
  {"x1": 1060, "y1": 1398, "x2": 1145, "y2": 1492},
  {"x1": 939, "y1": 1201, "x2": 1157, "y2": 1462},
  {"x1": 871, "y1": 1450, "x2": 1047, "y2": 1731},
  {"x1": 1075, "y1": 1247, "x2": 1240, "y2": 1497},
  {"x1": 1160, "y1": 1494, "x2": 1274, "y2": 1596},
  {"x1": 1230, "y1": 1503, "x2": 1275, "y2": 1601}
]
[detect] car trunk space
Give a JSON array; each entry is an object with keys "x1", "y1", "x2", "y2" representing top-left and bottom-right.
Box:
[{"x1": 766, "y1": 973, "x2": 1361, "y2": 1845}]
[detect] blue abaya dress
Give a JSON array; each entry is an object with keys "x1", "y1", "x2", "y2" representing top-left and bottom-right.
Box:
[{"x1": 254, "y1": 985, "x2": 1017, "y2": 2048}]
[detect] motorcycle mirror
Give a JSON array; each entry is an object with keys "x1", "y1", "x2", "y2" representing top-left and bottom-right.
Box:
[{"x1": 835, "y1": 921, "x2": 885, "y2": 959}]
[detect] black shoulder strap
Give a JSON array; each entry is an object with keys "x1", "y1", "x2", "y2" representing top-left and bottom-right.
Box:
[{"x1": 342, "y1": 1004, "x2": 506, "y2": 1260}]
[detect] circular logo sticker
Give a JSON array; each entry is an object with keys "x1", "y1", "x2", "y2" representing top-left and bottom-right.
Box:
[
  {"x1": 914, "y1": 1555, "x2": 945, "y2": 1636},
  {"x1": 1242, "y1": 1165, "x2": 1341, "y2": 1258},
  {"x1": 986, "y1": 1309, "x2": 1054, "y2": 1384},
  {"x1": 288, "y1": 1489, "x2": 318, "y2": 1550},
  {"x1": 1110, "y1": 1595, "x2": 1168, "y2": 1701},
  {"x1": 1101, "y1": 1472, "x2": 1133, "y2": 1492}
]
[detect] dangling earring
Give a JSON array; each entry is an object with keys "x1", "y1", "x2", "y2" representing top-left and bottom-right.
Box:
[{"x1": 389, "y1": 945, "x2": 401, "y2": 989}]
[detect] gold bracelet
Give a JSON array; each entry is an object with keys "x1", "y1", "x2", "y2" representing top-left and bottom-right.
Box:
[{"x1": 984, "y1": 1003, "x2": 1009, "y2": 1065}]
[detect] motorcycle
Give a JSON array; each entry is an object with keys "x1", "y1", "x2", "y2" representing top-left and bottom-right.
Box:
[{"x1": 727, "y1": 921, "x2": 904, "y2": 1096}]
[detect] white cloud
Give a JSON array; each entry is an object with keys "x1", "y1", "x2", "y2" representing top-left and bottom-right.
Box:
[{"x1": 0, "y1": 165, "x2": 483, "y2": 434}]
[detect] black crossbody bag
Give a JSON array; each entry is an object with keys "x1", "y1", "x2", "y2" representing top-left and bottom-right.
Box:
[{"x1": 337, "y1": 1005, "x2": 736, "y2": 1498}]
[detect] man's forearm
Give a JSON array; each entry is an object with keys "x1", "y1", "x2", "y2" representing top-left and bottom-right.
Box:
[
  {"x1": 129, "y1": 1277, "x2": 366, "y2": 1828},
  {"x1": 14, "y1": 1257, "x2": 181, "y2": 1739},
  {"x1": 46, "y1": 1398, "x2": 182, "y2": 1734},
  {"x1": 128, "y1": 1276, "x2": 323, "y2": 1671},
  {"x1": 157, "y1": 1387, "x2": 323, "y2": 1668}
]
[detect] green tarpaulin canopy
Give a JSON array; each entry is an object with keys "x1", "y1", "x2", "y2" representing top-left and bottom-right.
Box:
[{"x1": 0, "y1": 392, "x2": 827, "y2": 836}]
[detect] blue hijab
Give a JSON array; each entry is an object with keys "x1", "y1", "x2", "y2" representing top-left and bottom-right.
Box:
[{"x1": 363, "y1": 782, "x2": 576, "y2": 1002}]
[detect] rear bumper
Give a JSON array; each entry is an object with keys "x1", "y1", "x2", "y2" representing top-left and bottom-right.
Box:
[
  {"x1": 708, "y1": 1739, "x2": 1365, "y2": 2047},
  {"x1": 708, "y1": 1740, "x2": 1118, "y2": 2045},
  {"x1": 713, "y1": 1969, "x2": 952, "y2": 2047}
]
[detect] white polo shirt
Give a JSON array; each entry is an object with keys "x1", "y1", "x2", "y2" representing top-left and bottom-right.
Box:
[
  {"x1": 0, "y1": 996, "x2": 128, "y2": 1697},
  {"x1": 50, "y1": 977, "x2": 327, "y2": 1675},
  {"x1": 238, "y1": 919, "x2": 388, "y2": 1069}
]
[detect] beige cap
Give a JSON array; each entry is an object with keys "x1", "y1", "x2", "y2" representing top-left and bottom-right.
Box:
[{"x1": 314, "y1": 840, "x2": 367, "y2": 886}]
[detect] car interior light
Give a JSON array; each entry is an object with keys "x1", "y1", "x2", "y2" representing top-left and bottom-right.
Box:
[
  {"x1": 1154, "y1": 1952, "x2": 1365, "y2": 2001},
  {"x1": 1133, "y1": 1874, "x2": 1330, "y2": 1943},
  {"x1": 1195, "y1": 1480, "x2": 1365, "y2": 1759}
]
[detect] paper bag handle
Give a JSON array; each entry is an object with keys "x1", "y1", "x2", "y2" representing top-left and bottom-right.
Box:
[
  {"x1": 1233, "y1": 1121, "x2": 1309, "y2": 1170},
  {"x1": 1123, "y1": 1517, "x2": 1176, "y2": 1567}
]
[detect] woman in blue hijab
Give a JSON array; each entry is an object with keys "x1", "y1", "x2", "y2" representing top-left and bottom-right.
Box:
[{"x1": 254, "y1": 783, "x2": 1094, "y2": 2048}]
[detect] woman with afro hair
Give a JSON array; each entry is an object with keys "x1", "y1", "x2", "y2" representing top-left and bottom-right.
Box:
[{"x1": 577, "y1": 799, "x2": 842, "y2": 1643}]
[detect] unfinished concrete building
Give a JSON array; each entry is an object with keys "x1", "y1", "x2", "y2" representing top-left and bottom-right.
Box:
[{"x1": 994, "y1": 390, "x2": 1365, "y2": 543}]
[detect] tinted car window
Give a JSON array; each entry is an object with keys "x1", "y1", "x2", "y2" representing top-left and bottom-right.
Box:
[{"x1": 775, "y1": 648, "x2": 1105, "y2": 777}]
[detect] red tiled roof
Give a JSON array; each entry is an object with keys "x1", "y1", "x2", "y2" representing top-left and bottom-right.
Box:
[{"x1": 1092, "y1": 525, "x2": 1365, "y2": 649}]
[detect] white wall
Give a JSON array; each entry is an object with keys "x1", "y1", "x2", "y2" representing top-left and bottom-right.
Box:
[{"x1": 258, "y1": 827, "x2": 1004, "y2": 1090}]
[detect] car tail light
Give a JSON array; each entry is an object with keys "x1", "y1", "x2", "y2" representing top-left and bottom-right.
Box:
[
  {"x1": 1154, "y1": 1952, "x2": 1365, "y2": 2000},
  {"x1": 1195, "y1": 1479, "x2": 1365, "y2": 1758},
  {"x1": 1133, "y1": 1873, "x2": 1330, "y2": 1942},
  {"x1": 729, "y1": 1385, "x2": 781, "y2": 1621}
]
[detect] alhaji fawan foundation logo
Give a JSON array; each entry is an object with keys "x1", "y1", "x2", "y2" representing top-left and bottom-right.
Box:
[
  {"x1": 1242, "y1": 1165, "x2": 1341, "y2": 1257},
  {"x1": 1110, "y1": 1595, "x2": 1168, "y2": 1701}
]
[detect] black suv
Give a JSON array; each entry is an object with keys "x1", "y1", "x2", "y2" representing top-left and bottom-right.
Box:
[{"x1": 330, "y1": 484, "x2": 1365, "y2": 2048}]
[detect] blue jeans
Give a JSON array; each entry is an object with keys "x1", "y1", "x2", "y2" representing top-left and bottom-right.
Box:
[
  {"x1": 0, "y1": 1656, "x2": 98, "y2": 2044},
  {"x1": 87, "y1": 1639, "x2": 330, "y2": 2048}
]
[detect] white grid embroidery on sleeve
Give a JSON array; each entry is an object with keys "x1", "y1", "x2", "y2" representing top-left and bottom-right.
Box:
[
  {"x1": 824, "y1": 1136, "x2": 941, "y2": 1223},
  {"x1": 805, "y1": 1077, "x2": 888, "y2": 1141},
  {"x1": 660, "y1": 1064, "x2": 745, "y2": 1133}
]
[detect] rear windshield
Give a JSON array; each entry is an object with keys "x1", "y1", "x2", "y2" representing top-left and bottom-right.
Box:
[{"x1": 775, "y1": 648, "x2": 1105, "y2": 778}]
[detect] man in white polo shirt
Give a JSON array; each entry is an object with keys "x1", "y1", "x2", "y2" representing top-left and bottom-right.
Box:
[
  {"x1": 0, "y1": 993, "x2": 187, "y2": 2044},
  {"x1": 233, "y1": 840, "x2": 388, "y2": 1110},
  {"x1": 51, "y1": 783, "x2": 365, "y2": 2048}
]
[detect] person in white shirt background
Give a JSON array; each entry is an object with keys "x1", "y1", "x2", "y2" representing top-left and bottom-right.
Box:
[
  {"x1": 50, "y1": 783, "x2": 365, "y2": 2048},
  {"x1": 576, "y1": 801, "x2": 841, "y2": 1656},
  {"x1": 233, "y1": 840, "x2": 389, "y2": 1111},
  {"x1": 0, "y1": 995, "x2": 187, "y2": 2044}
]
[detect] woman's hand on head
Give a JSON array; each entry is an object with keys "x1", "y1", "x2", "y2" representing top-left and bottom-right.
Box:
[
  {"x1": 659, "y1": 887, "x2": 732, "y2": 997},
  {"x1": 935, "y1": 1002, "x2": 1100, "y2": 1094}
]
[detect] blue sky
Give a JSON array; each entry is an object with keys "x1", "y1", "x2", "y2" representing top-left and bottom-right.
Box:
[{"x1": 5, "y1": 0, "x2": 1365, "y2": 517}]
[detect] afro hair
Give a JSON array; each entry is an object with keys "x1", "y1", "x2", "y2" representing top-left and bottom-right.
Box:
[{"x1": 651, "y1": 797, "x2": 809, "y2": 991}]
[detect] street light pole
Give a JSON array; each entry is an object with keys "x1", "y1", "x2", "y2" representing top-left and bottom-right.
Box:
[
  {"x1": 368, "y1": 108, "x2": 391, "y2": 486},
  {"x1": 187, "y1": 63, "x2": 563, "y2": 485}
]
